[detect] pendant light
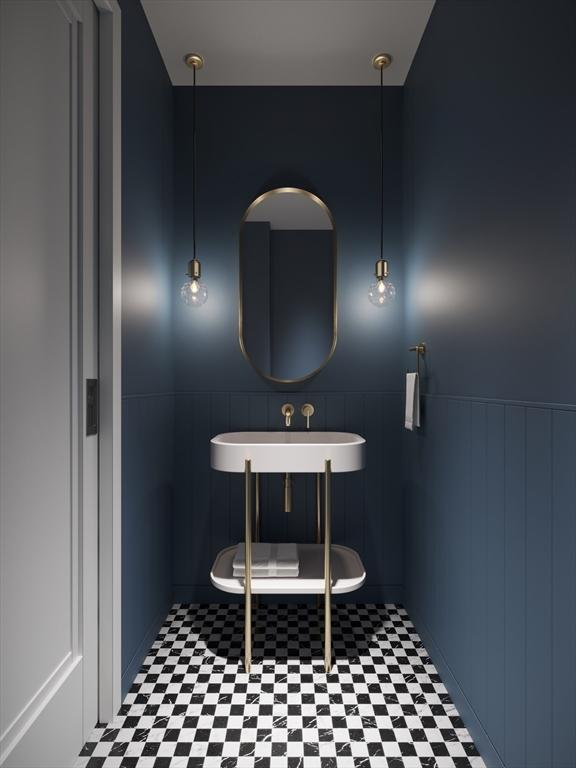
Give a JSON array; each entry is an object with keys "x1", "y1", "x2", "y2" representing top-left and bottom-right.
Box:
[
  {"x1": 368, "y1": 53, "x2": 396, "y2": 307},
  {"x1": 181, "y1": 53, "x2": 208, "y2": 307}
]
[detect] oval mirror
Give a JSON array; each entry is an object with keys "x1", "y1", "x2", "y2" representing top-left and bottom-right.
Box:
[{"x1": 239, "y1": 188, "x2": 337, "y2": 383}]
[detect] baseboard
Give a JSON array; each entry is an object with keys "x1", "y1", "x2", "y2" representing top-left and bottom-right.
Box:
[
  {"x1": 1, "y1": 659, "x2": 83, "y2": 768},
  {"x1": 407, "y1": 607, "x2": 505, "y2": 768},
  {"x1": 172, "y1": 584, "x2": 404, "y2": 605},
  {"x1": 121, "y1": 602, "x2": 172, "y2": 699}
]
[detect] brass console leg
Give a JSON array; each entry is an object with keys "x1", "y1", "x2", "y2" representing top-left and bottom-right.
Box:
[
  {"x1": 254, "y1": 473, "x2": 260, "y2": 610},
  {"x1": 316, "y1": 473, "x2": 322, "y2": 609},
  {"x1": 245, "y1": 460, "x2": 252, "y2": 673},
  {"x1": 324, "y1": 460, "x2": 332, "y2": 673},
  {"x1": 316, "y1": 473, "x2": 322, "y2": 544},
  {"x1": 255, "y1": 473, "x2": 261, "y2": 542}
]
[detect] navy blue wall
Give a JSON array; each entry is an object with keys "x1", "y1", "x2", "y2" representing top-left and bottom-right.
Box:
[
  {"x1": 403, "y1": 2, "x2": 576, "y2": 767},
  {"x1": 120, "y1": 0, "x2": 174, "y2": 695},
  {"x1": 172, "y1": 87, "x2": 406, "y2": 602},
  {"x1": 173, "y1": 87, "x2": 404, "y2": 393}
]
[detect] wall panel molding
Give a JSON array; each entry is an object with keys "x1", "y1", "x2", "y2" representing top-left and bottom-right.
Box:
[
  {"x1": 413, "y1": 392, "x2": 576, "y2": 413},
  {"x1": 405, "y1": 394, "x2": 576, "y2": 768}
]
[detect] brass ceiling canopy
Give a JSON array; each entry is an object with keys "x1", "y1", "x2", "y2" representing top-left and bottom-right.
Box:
[
  {"x1": 184, "y1": 53, "x2": 204, "y2": 70},
  {"x1": 372, "y1": 53, "x2": 393, "y2": 70}
]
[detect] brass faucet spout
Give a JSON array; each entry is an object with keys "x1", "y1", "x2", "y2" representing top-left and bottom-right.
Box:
[
  {"x1": 281, "y1": 403, "x2": 295, "y2": 428},
  {"x1": 301, "y1": 403, "x2": 315, "y2": 430}
]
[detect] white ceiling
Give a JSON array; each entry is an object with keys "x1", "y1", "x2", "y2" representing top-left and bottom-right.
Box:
[{"x1": 141, "y1": 0, "x2": 435, "y2": 86}]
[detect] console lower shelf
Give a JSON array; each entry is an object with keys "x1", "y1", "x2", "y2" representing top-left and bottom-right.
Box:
[{"x1": 210, "y1": 543, "x2": 366, "y2": 595}]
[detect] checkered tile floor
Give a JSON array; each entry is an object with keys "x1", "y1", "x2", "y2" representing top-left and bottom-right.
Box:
[{"x1": 76, "y1": 603, "x2": 485, "y2": 768}]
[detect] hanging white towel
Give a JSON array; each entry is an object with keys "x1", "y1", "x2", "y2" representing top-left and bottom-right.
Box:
[
  {"x1": 233, "y1": 542, "x2": 299, "y2": 577},
  {"x1": 405, "y1": 372, "x2": 420, "y2": 431}
]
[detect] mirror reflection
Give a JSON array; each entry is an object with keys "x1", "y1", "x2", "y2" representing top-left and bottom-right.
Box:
[{"x1": 240, "y1": 188, "x2": 337, "y2": 383}]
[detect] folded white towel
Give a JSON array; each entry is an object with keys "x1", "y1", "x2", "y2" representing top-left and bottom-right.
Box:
[
  {"x1": 234, "y1": 542, "x2": 298, "y2": 568},
  {"x1": 405, "y1": 372, "x2": 420, "y2": 431},
  {"x1": 233, "y1": 542, "x2": 299, "y2": 577},
  {"x1": 233, "y1": 566, "x2": 299, "y2": 578}
]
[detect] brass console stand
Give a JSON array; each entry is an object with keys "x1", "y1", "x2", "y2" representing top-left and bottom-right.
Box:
[{"x1": 243, "y1": 459, "x2": 333, "y2": 673}]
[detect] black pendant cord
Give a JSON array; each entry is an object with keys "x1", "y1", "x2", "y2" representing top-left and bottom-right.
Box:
[
  {"x1": 379, "y1": 64, "x2": 384, "y2": 262},
  {"x1": 192, "y1": 64, "x2": 197, "y2": 262}
]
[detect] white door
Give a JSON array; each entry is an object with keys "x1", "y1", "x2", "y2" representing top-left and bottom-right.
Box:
[{"x1": 0, "y1": 2, "x2": 99, "y2": 766}]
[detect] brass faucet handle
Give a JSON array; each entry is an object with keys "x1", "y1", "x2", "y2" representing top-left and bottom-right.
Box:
[
  {"x1": 301, "y1": 403, "x2": 315, "y2": 429},
  {"x1": 281, "y1": 403, "x2": 295, "y2": 427}
]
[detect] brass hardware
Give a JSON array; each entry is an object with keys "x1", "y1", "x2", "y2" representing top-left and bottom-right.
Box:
[
  {"x1": 186, "y1": 258, "x2": 201, "y2": 279},
  {"x1": 316, "y1": 472, "x2": 322, "y2": 609},
  {"x1": 316, "y1": 473, "x2": 322, "y2": 544},
  {"x1": 409, "y1": 342, "x2": 426, "y2": 377},
  {"x1": 281, "y1": 403, "x2": 295, "y2": 428},
  {"x1": 375, "y1": 259, "x2": 389, "y2": 279},
  {"x1": 254, "y1": 473, "x2": 260, "y2": 610},
  {"x1": 301, "y1": 403, "x2": 315, "y2": 429},
  {"x1": 244, "y1": 459, "x2": 252, "y2": 673},
  {"x1": 284, "y1": 473, "x2": 292, "y2": 513},
  {"x1": 183, "y1": 53, "x2": 204, "y2": 70},
  {"x1": 239, "y1": 188, "x2": 338, "y2": 384},
  {"x1": 372, "y1": 52, "x2": 393, "y2": 70},
  {"x1": 255, "y1": 473, "x2": 260, "y2": 542},
  {"x1": 324, "y1": 459, "x2": 332, "y2": 673}
]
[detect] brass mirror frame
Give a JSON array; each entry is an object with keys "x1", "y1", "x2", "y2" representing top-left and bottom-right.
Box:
[{"x1": 239, "y1": 187, "x2": 338, "y2": 384}]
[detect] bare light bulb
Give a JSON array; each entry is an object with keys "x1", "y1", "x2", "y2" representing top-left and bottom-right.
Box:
[
  {"x1": 181, "y1": 278, "x2": 207, "y2": 306},
  {"x1": 181, "y1": 258, "x2": 207, "y2": 307},
  {"x1": 368, "y1": 278, "x2": 396, "y2": 306},
  {"x1": 368, "y1": 259, "x2": 395, "y2": 306}
]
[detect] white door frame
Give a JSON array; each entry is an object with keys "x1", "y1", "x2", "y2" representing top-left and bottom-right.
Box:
[
  {"x1": 0, "y1": 0, "x2": 115, "y2": 762},
  {"x1": 94, "y1": 0, "x2": 122, "y2": 724}
]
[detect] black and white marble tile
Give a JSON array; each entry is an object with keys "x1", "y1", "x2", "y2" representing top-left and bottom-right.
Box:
[{"x1": 76, "y1": 603, "x2": 485, "y2": 768}]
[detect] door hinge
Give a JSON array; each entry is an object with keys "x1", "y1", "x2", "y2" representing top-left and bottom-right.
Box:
[{"x1": 86, "y1": 378, "x2": 98, "y2": 436}]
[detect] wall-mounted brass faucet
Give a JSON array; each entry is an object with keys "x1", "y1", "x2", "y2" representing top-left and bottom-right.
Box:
[
  {"x1": 281, "y1": 403, "x2": 294, "y2": 428},
  {"x1": 301, "y1": 403, "x2": 315, "y2": 429}
]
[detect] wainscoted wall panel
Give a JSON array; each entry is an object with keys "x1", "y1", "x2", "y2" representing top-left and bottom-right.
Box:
[
  {"x1": 405, "y1": 397, "x2": 576, "y2": 768},
  {"x1": 173, "y1": 391, "x2": 403, "y2": 603},
  {"x1": 551, "y1": 411, "x2": 576, "y2": 768},
  {"x1": 121, "y1": 395, "x2": 175, "y2": 695}
]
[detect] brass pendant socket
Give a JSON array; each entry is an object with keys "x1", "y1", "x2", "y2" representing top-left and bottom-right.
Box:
[
  {"x1": 184, "y1": 53, "x2": 204, "y2": 70},
  {"x1": 187, "y1": 258, "x2": 201, "y2": 279},
  {"x1": 372, "y1": 53, "x2": 393, "y2": 70},
  {"x1": 375, "y1": 259, "x2": 389, "y2": 279}
]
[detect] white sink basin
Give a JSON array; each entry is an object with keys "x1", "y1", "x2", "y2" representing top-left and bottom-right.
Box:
[{"x1": 211, "y1": 431, "x2": 365, "y2": 473}]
